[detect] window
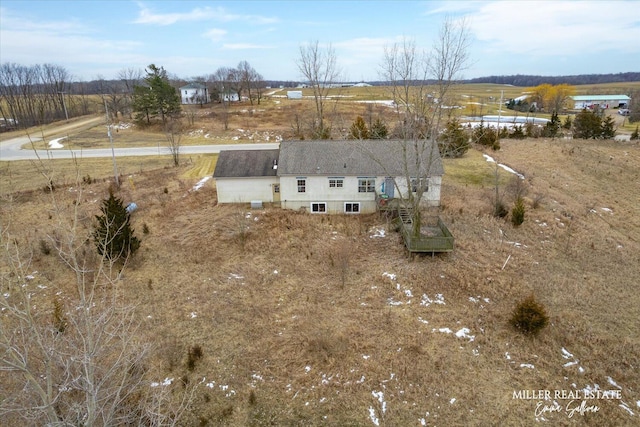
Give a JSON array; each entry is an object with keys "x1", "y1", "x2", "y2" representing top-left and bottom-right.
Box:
[
  {"x1": 344, "y1": 202, "x2": 360, "y2": 214},
  {"x1": 411, "y1": 178, "x2": 428, "y2": 193},
  {"x1": 273, "y1": 184, "x2": 280, "y2": 193},
  {"x1": 311, "y1": 202, "x2": 327, "y2": 213},
  {"x1": 329, "y1": 178, "x2": 344, "y2": 188},
  {"x1": 358, "y1": 178, "x2": 375, "y2": 193},
  {"x1": 297, "y1": 179, "x2": 306, "y2": 193}
]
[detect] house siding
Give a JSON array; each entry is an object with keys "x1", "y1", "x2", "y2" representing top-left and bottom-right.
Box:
[
  {"x1": 279, "y1": 175, "x2": 441, "y2": 213},
  {"x1": 216, "y1": 177, "x2": 278, "y2": 203}
]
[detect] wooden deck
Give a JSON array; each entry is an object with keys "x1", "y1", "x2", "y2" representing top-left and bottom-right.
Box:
[{"x1": 379, "y1": 194, "x2": 454, "y2": 253}]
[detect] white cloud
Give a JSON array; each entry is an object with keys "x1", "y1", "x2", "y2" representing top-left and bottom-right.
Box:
[
  {"x1": 202, "y1": 28, "x2": 227, "y2": 42},
  {"x1": 134, "y1": 4, "x2": 278, "y2": 26},
  {"x1": 469, "y1": 1, "x2": 640, "y2": 56},
  {"x1": 222, "y1": 43, "x2": 275, "y2": 50}
]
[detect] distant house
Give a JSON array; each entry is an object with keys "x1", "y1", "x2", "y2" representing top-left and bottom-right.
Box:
[
  {"x1": 571, "y1": 95, "x2": 630, "y2": 110},
  {"x1": 221, "y1": 89, "x2": 240, "y2": 102},
  {"x1": 213, "y1": 140, "x2": 443, "y2": 214},
  {"x1": 179, "y1": 83, "x2": 210, "y2": 105}
]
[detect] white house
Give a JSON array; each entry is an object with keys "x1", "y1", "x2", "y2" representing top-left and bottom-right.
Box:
[
  {"x1": 571, "y1": 95, "x2": 630, "y2": 110},
  {"x1": 213, "y1": 140, "x2": 444, "y2": 214},
  {"x1": 179, "y1": 83, "x2": 210, "y2": 105}
]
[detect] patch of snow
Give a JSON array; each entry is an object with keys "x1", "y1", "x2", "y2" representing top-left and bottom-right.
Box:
[
  {"x1": 305, "y1": 366, "x2": 312, "y2": 373},
  {"x1": 619, "y1": 402, "x2": 634, "y2": 416},
  {"x1": 455, "y1": 328, "x2": 475, "y2": 342},
  {"x1": 363, "y1": 355, "x2": 371, "y2": 360},
  {"x1": 520, "y1": 363, "x2": 535, "y2": 369},
  {"x1": 607, "y1": 376, "x2": 622, "y2": 389},
  {"x1": 48, "y1": 137, "x2": 66, "y2": 148},
  {"x1": 505, "y1": 352, "x2": 511, "y2": 360},
  {"x1": 229, "y1": 273, "x2": 244, "y2": 280},
  {"x1": 369, "y1": 227, "x2": 386, "y2": 238},
  {"x1": 190, "y1": 312, "x2": 197, "y2": 318},
  {"x1": 483, "y1": 154, "x2": 524, "y2": 179},
  {"x1": 382, "y1": 272, "x2": 396, "y2": 281},
  {"x1": 368, "y1": 407, "x2": 379, "y2": 426},
  {"x1": 150, "y1": 377, "x2": 174, "y2": 387},
  {"x1": 437, "y1": 327, "x2": 453, "y2": 334},
  {"x1": 192, "y1": 176, "x2": 211, "y2": 191},
  {"x1": 450, "y1": 397, "x2": 456, "y2": 404},
  {"x1": 561, "y1": 348, "x2": 574, "y2": 359}
]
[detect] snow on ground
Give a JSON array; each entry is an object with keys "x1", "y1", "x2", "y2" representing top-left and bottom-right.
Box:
[
  {"x1": 369, "y1": 226, "x2": 386, "y2": 238},
  {"x1": 48, "y1": 136, "x2": 66, "y2": 148},
  {"x1": 483, "y1": 154, "x2": 524, "y2": 179},
  {"x1": 192, "y1": 176, "x2": 211, "y2": 191}
]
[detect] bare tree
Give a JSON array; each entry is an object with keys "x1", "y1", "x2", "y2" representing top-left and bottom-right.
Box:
[
  {"x1": 118, "y1": 67, "x2": 143, "y2": 119},
  {"x1": 296, "y1": 41, "x2": 341, "y2": 139},
  {"x1": 165, "y1": 118, "x2": 183, "y2": 166},
  {"x1": 377, "y1": 18, "x2": 470, "y2": 237},
  {"x1": 0, "y1": 156, "x2": 192, "y2": 425}
]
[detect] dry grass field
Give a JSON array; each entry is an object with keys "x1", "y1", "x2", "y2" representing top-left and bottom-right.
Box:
[
  {"x1": 2, "y1": 131, "x2": 639, "y2": 425},
  {"x1": 2, "y1": 83, "x2": 640, "y2": 425}
]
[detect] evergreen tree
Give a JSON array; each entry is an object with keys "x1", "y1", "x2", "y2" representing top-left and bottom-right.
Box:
[
  {"x1": 438, "y1": 118, "x2": 470, "y2": 158},
  {"x1": 562, "y1": 115, "x2": 572, "y2": 130},
  {"x1": 349, "y1": 116, "x2": 369, "y2": 139},
  {"x1": 600, "y1": 115, "x2": 616, "y2": 139},
  {"x1": 473, "y1": 121, "x2": 499, "y2": 150},
  {"x1": 542, "y1": 111, "x2": 560, "y2": 138},
  {"x1": 509, "y1": 125, "x2": 525, "y2": 139},
  {"x1": 94, "y1": 192, "x2": 140, "y2": 261},
  {"x1": 370, "y1": 118, "x2": 388, "y2": 139},
  {"x1": 572, "y1": 109, "x2": 602, "y2": 139},
  {"x1": 132, "y1": 64, "x2": 181, "y2": 124}
]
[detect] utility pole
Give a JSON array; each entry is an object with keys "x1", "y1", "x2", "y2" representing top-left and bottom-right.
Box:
[
  {"x1": 58, "y1": 91, "x2": 69, "y2": 121},
  {"x1": 104, "y1": 98, "x2": 119, "y2": 186}
]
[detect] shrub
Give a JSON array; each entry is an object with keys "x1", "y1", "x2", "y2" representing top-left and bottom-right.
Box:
[
  {"x1": 510, "y1": 294, "x2": 549, "y2": 336},
  {"x1": 186, "y1": 344, "x2": 204, "y2": 371},
  {"x1": 52, "y1": 298, "x2": 68, "y2": 334},
  {"x1": 493, "y1": 200, "x2": 508, "y2": 218},
  {"x1": 39, "y1": 238, "x2": 51, "y2": 255},
  {"x1": 142, "y1": 223, "x2": 150, "y2": 235},
  {"x1": 511, "y1": 197, "x2": 525, "y2": 226}
]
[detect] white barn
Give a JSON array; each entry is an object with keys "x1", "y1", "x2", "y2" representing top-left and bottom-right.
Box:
[
  {"x1": 571, "y1": 95, "x2": 630, "y2": 110},
  {"x1": 213, "y1": 140, "x2": 444, "y2": 214},
  {"x1": 179, "y1": 83, "x2": 210, "y2": 105}
]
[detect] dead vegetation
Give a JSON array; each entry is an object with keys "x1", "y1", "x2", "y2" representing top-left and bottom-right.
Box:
[{"x1": 1, "y1": 132, "x2": 639, "y2": 425}]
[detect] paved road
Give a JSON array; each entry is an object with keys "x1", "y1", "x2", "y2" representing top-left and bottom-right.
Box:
[{"x1": 0, "y1": 116, "x2": 279, "y2": 161}]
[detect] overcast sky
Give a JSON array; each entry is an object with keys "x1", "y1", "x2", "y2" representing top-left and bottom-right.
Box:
[{"x1": 1, "y1": 1, "x2": 639, "y2": 82}]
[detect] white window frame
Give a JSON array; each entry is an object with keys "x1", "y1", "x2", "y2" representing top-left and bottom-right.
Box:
[
  {"x1": 297, "y1": 178, "x2": 306, "y2": 193},
  {"x1": 411, "y1": 177, "x2": 429, "y2": 193},
  {"x1": 310, "y1": 202, "x2": 327, "y2": 213},
  {"x1": 329, "y1": 177, "x2": 344, "y2": 188},
  {"x1": 344, "y1": 202, "x2": 360, "y2": 214},
  {"x1": 358, "y1": 178, "x2": 375, "y2": 193}
]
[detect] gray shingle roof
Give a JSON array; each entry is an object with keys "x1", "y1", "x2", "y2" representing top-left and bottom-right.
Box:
[
  {"x1": 213, "y1": 149, "x2": 280, "y2": 178},
  {"x1": 277, "y1": 140, "x2": 444, "y2": 177}
]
